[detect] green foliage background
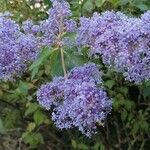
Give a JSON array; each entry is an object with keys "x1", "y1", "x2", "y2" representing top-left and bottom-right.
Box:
[{"x1": 0, "y1": 0, "x2": 150, "y2": 149}]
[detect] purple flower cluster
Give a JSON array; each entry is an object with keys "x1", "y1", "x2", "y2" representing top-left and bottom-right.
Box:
[
  {"x1": 37, "y1": 63, "x2": 112, "y2": 137},
  {"x1": 40, "y1": 0, "x2": 76, "y2": 46},
  {"x1": 77, "y1": 11, "x2": 150, "y2": 84},
  {"x1": 0, "y1": 0, "x2": 76, "y2": 81},
  {"x1": 22, "y1": 19, "x2": 40, "y2": 35},
  {"x1": 37, "y1": 77, "x2": 65, "y2": 110},
  {"x1": 67, "y1": 63, "x2": 102, "y2": 84},
  {"x1": 0, "y1": 14, "x2": 38, "y2": 80}
]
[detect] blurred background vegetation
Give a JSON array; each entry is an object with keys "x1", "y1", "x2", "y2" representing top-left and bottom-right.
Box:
[{"x1": 0, "y1": 0, "x2": 150, "y2": 150}]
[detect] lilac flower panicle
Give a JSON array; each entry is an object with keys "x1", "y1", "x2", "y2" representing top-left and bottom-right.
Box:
[
  {"x1": 49, "y1": 0, "x2": 71, "y2": 18},
  {"x1": 0, "y1": 15, "x2": 23, "y2": 80},
  {"x1": 17, "y1": 34, "x2": 39, "y2": 61},
  {"x1": 37, "y1": 63, "x2": 112, "y2": 137},
  {"x1": 52, "y1": 82, "x2": 112, "y2": 137},
  {"x1": 0, "y1": 14, "x2": 39, "y2": 81},
  {"x1": 77, "y1": 11, "x2": 150, "y2": 84},
  {"x1": 40, "y1": 0, "x2": 76, "y2": 46},
  {"x1": 0, "y1": 44, "x2": 25, "y2": 80}
]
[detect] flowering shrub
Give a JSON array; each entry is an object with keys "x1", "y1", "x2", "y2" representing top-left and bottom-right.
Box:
[{"x1": 0, "y1": 0, "x2": 149, "y2": 149}]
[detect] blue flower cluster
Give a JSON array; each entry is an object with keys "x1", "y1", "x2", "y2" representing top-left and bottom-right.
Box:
[
  {"x1": 0, "y1": 0, "x2": 77, "y2": 80},
  {"x1": 39, "y1": 0, "x2": 76, "y2": 46},
  {"x1": 37, "y1": 63, "x2": 112, "y2": 137},
  {"x1": 0, "y1": 13, "x2": 38, "y2": 81},
  {"x1": 77, "y1": 11, "x2": 150, "y2": 83}
]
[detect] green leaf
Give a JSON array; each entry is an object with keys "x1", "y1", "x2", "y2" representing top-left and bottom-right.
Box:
[
  {"x1": 25, "y1": 103, "x2": 40, "y2": 116},
  {"x1": 0, "y1": 118, "x2": 5, "y2": 134},
  {"x1": 50, "y1": 49, "x2": 63, "y2": 76},
  {"x1": 33, "y1": 110, "x2": 46, "y2": 126},
  {"x1": 109, "y1": 0, "x2": 120, "y2": 7},
  {"x1": 140, "y1": 121, "x2": 149, "y2": 132},
  {"x1": 120, "y1": 0, "x2": 130, "y2": 5},
  {"x1": 30, "y1": 67, "x2": 39, "y2": 80},
  {"x1": 135, "y1": 3, "x2": 149, "y2": 11},
  {"x1": 104, "y1": 80, "x2": 115, "y2": 89},
  {"x1": 95, "y1": 0, "x2": 105, "y2": 7},
  {"x1": 66, "y1": 52, "x2": 89, "y2": 70},
  {"x1": 4, "y1": 110, "x2": 21, "y2": 128},
  {"x1": 22, "y1": 132, "x2": 44, "y2": 146},
  {"x1": 18, "y1": 81, "x2": 29, "y2": 96},
  {"x1": 78, "y1": 143, "x2": 88, "y2": 150},
  {"x1": 27, "y1": 123, "x2": 36, "y2": 132},
  {"x1": 125, "y1": 100, "x2": 135, "y2": 110},
  {"x1": 93, "y1": 143, "x2": 105, "y2": 150},
  {"x1": 43, "y1": 0, "x2": 51, "y2": 6},
  {"x1": 121, "y1": 110, "x2": 128, "y2": 121},
  {"x1": 0, "y1": 0, "x2": 7, "y2": 11},
  {"x1": 132, "y1": 121, "x2": 140, "y2": 134},
  {"x1": 143, "y1": 86, "x2": 150, "y2": 99},
  {"x1": 30, "y1": 47, "x2": 52, "y2": 79},
  {"x1": 83, "y1": 0, "x2": 94, "y2": 12},
  {"x1": 71, "y1": 140, "x2": 77, "y2": 148}
]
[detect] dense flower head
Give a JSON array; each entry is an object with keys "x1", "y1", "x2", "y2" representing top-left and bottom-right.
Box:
[
  {"x1": 49, "y1": 0, "x2": 71, "y2": 18},
  {"x1": 0, "y1": 14, "x2": 21, "y2": 41},
  {"x1": 0, "y1": 44, "x2": 25, "y2": 80},
  {"x1": 40, "y1": 0, "x2": 76, "y2": 46},
  {"x1": 52, "y1": 82, "x2": 112, "y2": 137},
  {"x1": 37, "y1": 63, "x2": 112, "y2": 137},
  {"x1": 17, "y1": 34, "x2": 39, "y2": 61},
  {"x1": 68, "y1": 63, "x2": 102, "y2": 84},
  {"x1": 22, "y1": 19, "x2": 41, "y2": 34},
  {"x1": 64, "y1": 19, "x2": 77, "y2": 32},
  {"x1": 37, "y1": 77, "x2": 65, "y2": 110},
  {"x1": 22, "y1": 20, "x2": 34, "y2": 33},
  {"x1": 0, "y1": 13, "x2": 38, "y2": 81},
  {"x1": 77, "y1": 11, "x2": 150, "y2": 84}
]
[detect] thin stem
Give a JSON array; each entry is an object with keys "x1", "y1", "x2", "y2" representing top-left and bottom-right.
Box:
[
  {"x1": 57, "y1": 16, "x2": 67, "y2": 78},
  {"x1": 60, "y1": 47, "x2": 67, "y2": 78}
]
